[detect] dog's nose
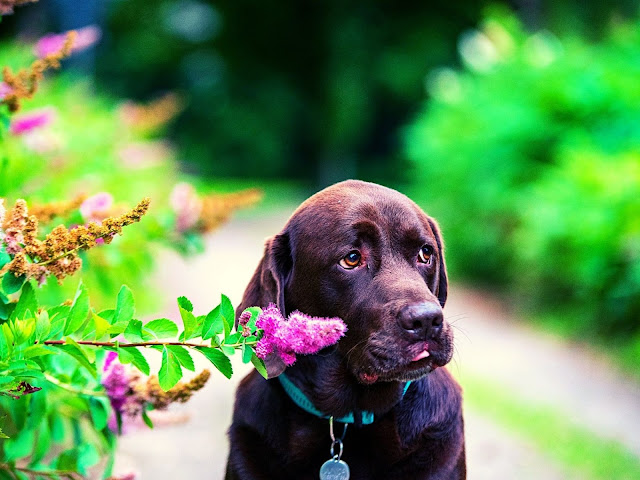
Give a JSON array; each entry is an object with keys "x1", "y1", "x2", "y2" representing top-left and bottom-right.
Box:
[{"x1": 397, "y1": 302, "x2": 443, "y2": 339}]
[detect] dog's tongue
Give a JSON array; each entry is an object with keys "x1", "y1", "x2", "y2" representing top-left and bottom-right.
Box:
[
  {"x1": 412, "y1": 350, "x2": 430, "y2": 362},
  {"x1": 360, "y1": 372, "x2": 379, "y2": 384}
]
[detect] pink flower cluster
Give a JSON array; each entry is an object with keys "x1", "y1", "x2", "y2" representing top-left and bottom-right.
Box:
[
  {"x1": 9, "y1": 107, "x2": 56, "y2": 136},
  {"x1": 35, "y1": 25, "x2": 101, "y2": 58},
  {"x1": 118, "y1": 140, "x2": 172, "y2": 169},
  {"x1": 101, "y1": 352, "x2": 145, "y2": 433},
  {"x1": 253, "y1": 304, "x2": 347, "y2": 366},
  {"x1": 80, "y1": 192, "x2": 113, "y2": 223},
  {"x1": 170, "y1": 182, "x2": 202, "y2": 232},
  {"x1": 0, "y1": 82, "x2": 12, "y2": 100}
]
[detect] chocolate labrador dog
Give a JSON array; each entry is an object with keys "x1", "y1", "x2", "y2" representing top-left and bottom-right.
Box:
[{"x1": 226, "y1": 180, "x2": 465, "y2": 480}]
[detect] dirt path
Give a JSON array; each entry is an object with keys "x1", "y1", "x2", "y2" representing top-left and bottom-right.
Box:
[{"x1": 113, "y1": 209, "x2": 640, "y2": 479}]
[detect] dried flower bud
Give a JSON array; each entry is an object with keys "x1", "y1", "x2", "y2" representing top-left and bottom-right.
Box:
[
  {"x1": 0, "y1": 196, "x2": 150, "y2": 283},
  {"x1": 35, "y1": 25, "x2": 101, "y2": 58},
  {"x1": 1, "y1": 31, "x2": 76, "y2": 112}
]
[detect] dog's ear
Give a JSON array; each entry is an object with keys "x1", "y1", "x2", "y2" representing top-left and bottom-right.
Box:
[
  {"x1": 236, "y1": 232, "x2": 292, "y2": 378},
  {"x1": 428, "y1": 218, "x2": 448, "y2": 307}
]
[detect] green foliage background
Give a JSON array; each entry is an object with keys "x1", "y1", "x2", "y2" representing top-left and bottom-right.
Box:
[{"x1": 405, "y1": 11, "x2": 640, "y2": 364}]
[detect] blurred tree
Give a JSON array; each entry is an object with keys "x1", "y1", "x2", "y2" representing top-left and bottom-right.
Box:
[
  {"x1": 405, "y1": 10, "x2": 640, "y2": 347},
  {"x1": 1, "y1": 0, "x2": 637, "y2": 185}
]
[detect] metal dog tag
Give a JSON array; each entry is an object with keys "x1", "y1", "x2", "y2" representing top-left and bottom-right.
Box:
[{"x1": 319, "y1": 458, "x2": 350, "y2": 480}]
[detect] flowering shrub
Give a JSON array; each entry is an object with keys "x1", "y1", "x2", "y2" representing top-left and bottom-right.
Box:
[
  {"x1": 0, "y1": 262, "x2": 268, "y2": 477},
  {"x1": 0, "y1": 6, "x2": 272, "y2": 478},
  {"x1": 0, "y1": 29, "x2": 261, "y2": 311}
]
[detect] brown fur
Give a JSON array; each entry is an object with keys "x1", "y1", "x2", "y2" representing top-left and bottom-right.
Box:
[{"x1": 226, "y1": 180, "x2": 465, "y2": 480}]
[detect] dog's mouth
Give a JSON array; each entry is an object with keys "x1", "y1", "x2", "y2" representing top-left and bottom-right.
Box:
[{"x1": 355, "y1": 340, "x2": 448, "y2": 384}]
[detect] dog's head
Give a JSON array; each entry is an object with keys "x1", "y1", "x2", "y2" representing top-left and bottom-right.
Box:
[{"x1": 239, "y1": 180, "x2": 453, "y2": 383}]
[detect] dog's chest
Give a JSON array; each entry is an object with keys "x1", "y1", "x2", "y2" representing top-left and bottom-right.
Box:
[{"x1": 287, "y1": 418, "x2": 410, "y2": 478}]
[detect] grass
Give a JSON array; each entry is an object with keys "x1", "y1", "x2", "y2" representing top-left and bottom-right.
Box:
[{"x1": 459, "y1": 374, "x2": 640, "y2": 480}]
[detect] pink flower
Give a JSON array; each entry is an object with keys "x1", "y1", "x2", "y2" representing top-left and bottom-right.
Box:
[
  {"x1": 109, "y1": 473, "x2": 138, "y2": 480},
  {"x1": 35, "y1": 25, "x2": 102, "y2": 58},
  {"x1": 21, "y1": 130, "x2": 64, "y2": 153},
  {"x1": 9, "y1": 108, "x2": 56, "y2": 135},
  {"x1": 0, "y1": 82, "x2": 12, "y2": 100},
  {"x1": 101, "y1": 352, "x2": 145, "y2": 434},
  {"x1": 255, "y1": 304, "x2": 347, "y2": 366},
  {"x1": 80, "y1": 192, "x2": 113, "y2": 222},
  {"x1": 170, "y1": 183, "x2": 202, "y2": 233},
  {"x1": 118, "y1": 140, "x2": 172, "y2": 169},
  {"x1": 102, "y1": 352, "x2": 129, "y2": 413}
]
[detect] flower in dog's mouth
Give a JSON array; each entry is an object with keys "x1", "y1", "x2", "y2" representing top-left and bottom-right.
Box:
[{"x1": 253, "y1": 304, "x2": 347, "y2": 366}]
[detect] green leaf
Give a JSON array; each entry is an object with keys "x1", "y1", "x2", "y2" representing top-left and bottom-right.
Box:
[
  {"x1": 97, "y1": 308, "x2": 115, "y2": 323},
  {"x1": 82, "y1": 310, "x2": 110, "y2": 340},
  {"x1": 158, "y1": 346, "x2": 182, "y2": 391},
  {"x1": 124, "y1": 319, "x2": 144, "y2": 342},
  {"x1": 242, "y1": 340, "x2": 253, "y2": 364},
  {"x1": 2, "y1": 323, "x2": 14, "y2": 358},
  {"x1": 221, "y1": 345, "x2": 235, "y2": 356},
  {"x1": 251, "y1": 353, "x2": 268, "y2": 379},
  {"x1": 64, "y1": 282, "x2": 89, "y2": 336},
  {"x1": 195, "y1": 347, "x2": 233, "y2": 379},
  {"x1": 57, "y1": 344, "x2": 97, "y2": 377},
  {"x1": 0, "y1": 245, "x2": 10, "y2": 268},
  {"x1": 89, "y1": 397, "x2": 110, "y2": 431},
  {"x1": 10, "y1": 281, "x2": 37, "y2": 321},
  {"x1": 51, "y1": 414, "x2": 67, "y2": 443},
  {"x1": 0, "y1": 300, "x2": 14, "y2": 321},
  {"x1": 56, "y1": 447, "x2": 79, "y2": 471},
  {"x1": 117, "y1": 347, "x2": 150, "y2": 376},
  {"x1": 3, "y1": 428, "x2": 34, "y2": 460},
  {"x1": 193, "y1": 314, "x2": 205, "y2": 338},
  {"x1": 224, "y1": 332, "x2": 243, "y2": 345},
  {"x1": 142, "y1": 409, "x2": 154, "y2": 429},
  {"x1": 177, "y1": 296, "x2": 193, "y2": 312},
  {"x1": 23, "y1": 345, "x2": 56, "y2": 359},
  {"x1": 220, "y1": 294, "x2": 235, "y2": 338},
  {"x1": 112, "y1": 285, "x2": 135, "y2": 326},
  {"x1": 10, "y1": 317, "x2": 35, "y2": 344},
  {"x1": 8, "y1": 359, "x2": 42, "y2": 376},
  {"x1": 2, "y1": 272, "x2": 25, "y2": 295},
  {"x1": 76, "y1": 443, "x2": 100, "y2": 474},
  {"x1": 145, "y1": 318, "x2": 178, "y2": 339},
  {"x1": 202, "y1": 305, "x2": 224, "y2": 340},
  {"x1": 25, "y1": 385, "x2": 47, "y2": 430},
  {"x1": 35, "y1": 310, "x2": 51, "y2": 342},
  {"x1": 66, "y1": 336, "x2": 96, "y2": 364},
  {"x1": 32, "y1": 418, "x2": 51, "y2": 464},
  {"x1": 48, "y1": 305, "x2": 70, "y2": 338},
  {"x1": 179, "y1": 307, "x2": 197, "y2": 340},
  {"x1": 167, "y1": 345, "x2": 195, "y2": 372},
  {"x1": 0, "y1": 426, "x2": 8, "y2": 439},
  {"x1": 106, "y1": 323, "x2": 126, "y2": 336}
]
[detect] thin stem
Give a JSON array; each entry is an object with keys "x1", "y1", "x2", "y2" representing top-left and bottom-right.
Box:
[
  {"x1": 37, "y1": 247, "x2": 81, "y2": 266},
  {"x1": 42, "y1": 339, "x2": 257, "y2": 349},
  {"x1": 44, "y1": 372, "x2": 106, "y2": 397}
]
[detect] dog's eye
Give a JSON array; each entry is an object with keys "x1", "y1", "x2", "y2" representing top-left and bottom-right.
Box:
[
  {"x1": 340, "y1": 250, "x2": 362, "y2": 269},
  {"x1": 418, "y1": 245, "x2": 434, "y2": 265}
]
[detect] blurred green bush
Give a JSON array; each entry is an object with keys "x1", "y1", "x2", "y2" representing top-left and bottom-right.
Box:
[
  {"x1": 0, "y1": 41, "x2": 259, "y2": 313},
  {"x1": 405, "y1": 11, "x2": 640, "y2": 352}
]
